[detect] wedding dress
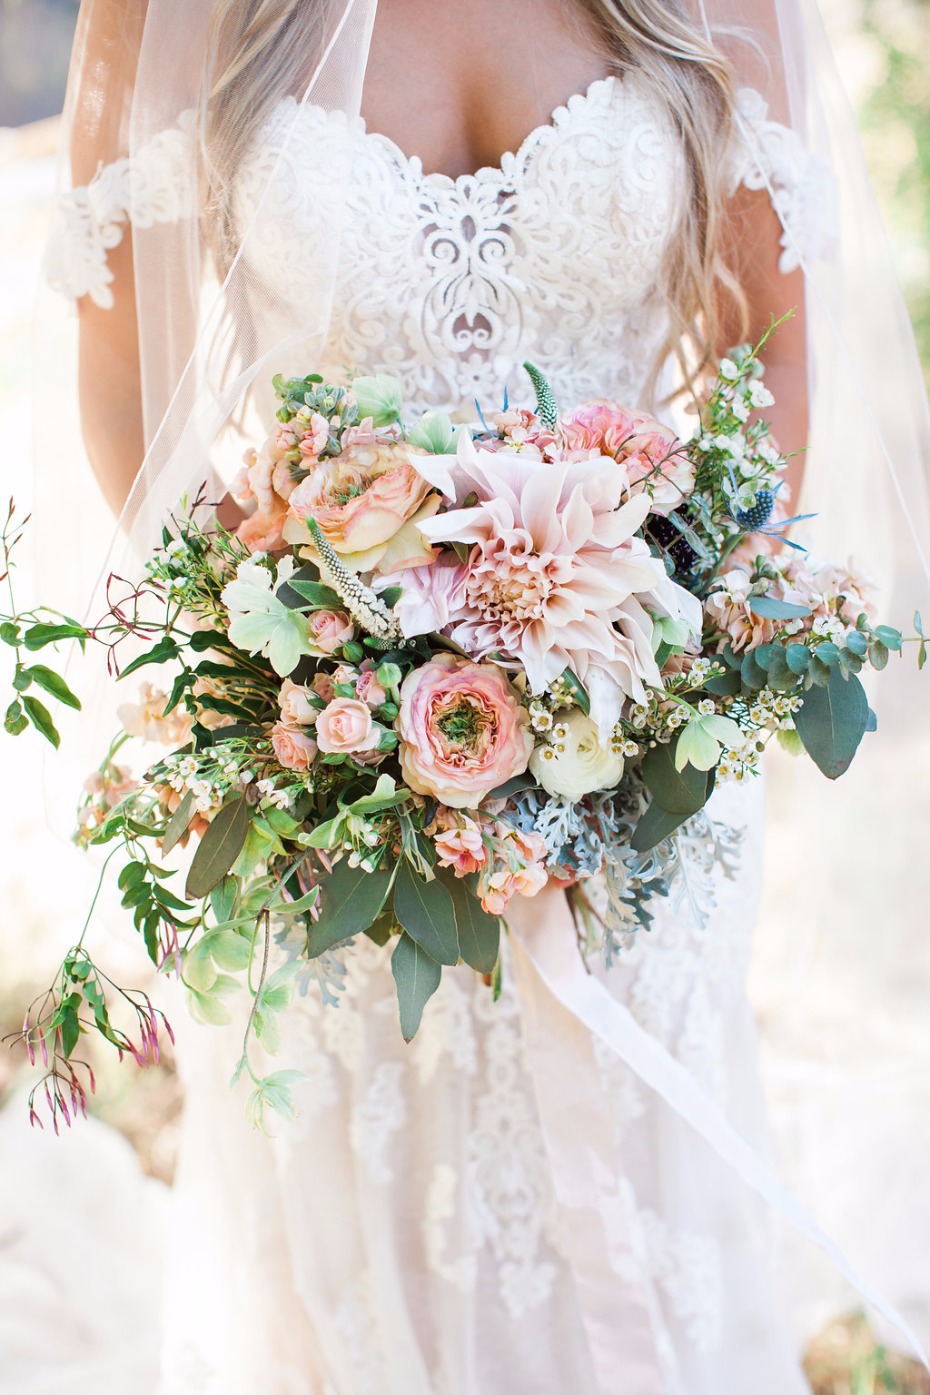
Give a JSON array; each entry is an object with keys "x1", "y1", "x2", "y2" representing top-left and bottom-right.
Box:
[{"x1": 45, "y1": 70, "x2": 835, "y2": 1395}]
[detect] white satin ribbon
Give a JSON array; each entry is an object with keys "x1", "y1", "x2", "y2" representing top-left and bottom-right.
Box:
[{"x1": 508, "y1": 891, "x2": 930, "y2": 1379}]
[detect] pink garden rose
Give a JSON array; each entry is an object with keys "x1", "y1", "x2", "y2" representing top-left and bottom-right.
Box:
[
  {"x1": 237, "y1": 501, "x2": 289, "y2": 554},
  {"x1": 396, "y1": 654, "x2": 533, "y2": 809},
  {"x1": 285, "y1": 444, "x2": 434, "y2": 563},
  {"x1": 316, "y1": 697, "x2": 380, "y2": 756},
  {"x1": 306, "y1": 609, "x2": 354, "y2": 655},
  {"x1": 559, "y1": 401, "x2": 694, "y2": 516},
  {"x1": 271, "y1": 721, "x2": 318, "y2": 771}
]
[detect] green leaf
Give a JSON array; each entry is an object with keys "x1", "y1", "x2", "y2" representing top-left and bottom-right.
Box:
[
  {"x1": 873, "y1": 624, "x2": 903, "y2": 651},
  {"x1": 844, "y1": 630, "x2": 868, "y2": 657},
  {"x1": 119, "y1": 636, "x2": 181, "y2": 678},
  {"x1": 185, "y1": 797, "x2": 250, "y2": 899},
  {"x1": 4, "y1": 700, "x2": 27, "y2": 735},
  {"x1": 210, "y1": 875, "x2": 238, "y2": 925},
  {"x1": 444, "y1": 872, "x2": 500, "y2": 974},
  {"x1": 793, "y1": 666, "x2": 870, "y2": 779},
  {"x1": 0, "y1": 621, "x2": 20, "y2": 645},
  {"x1": 561, "y1": 667, "x2": 591, "y2": 715},
  {"x1": 60, "y1": 1004, "x2": 81, "y2": 1057},
  {"x1": 306, "y1": 855, "x2": 394, "y2": 956},
  {"x1": 25, "y1": 664, "x2": 81, "y2": 709},
  {"x1": 391, "y1": 932, "x2": 442, "y2": 1041},
  {"x1": 631, "y1": 800, "x2": 692, "y2": 854},
  {"x1": 702, "y1": 669, "x2": 741, "y2": 698},
  {"x1": 739, "y1": 648, "x2": 768, "y2": 691},
  {"x1": 162, "y1": 790, "x2": 196, "y2": 855},
  {"x1": 118, "y1": 860, "x2": 147, "y2": 892},
  {"x1": 22, "y1": 622, "x2": 87, "y2": 650},
  {"x1": 393, "y1": 859, "x2": 459, "y2": 966},
  {"x1": 282, "y1": 579, "x2": 343, "y2": 610},
  {"x1": 868, "y1": 640, "x2": 889, "y2": 671},
  {"x1": 22, "y1": 695, "x2": 59, "y2": 747},
  {"x1": 642, "y1": 735, "x2": 714, "y2": 814},
  {"x1": 12, "y1": 665, "x2": 31, "y2": 691},
  {"x1": 747, "y1": 595, "x2": 812, "y2": 620},
  {"x1": 378, "y1": 585, "x2": 403, "y2": 608}
]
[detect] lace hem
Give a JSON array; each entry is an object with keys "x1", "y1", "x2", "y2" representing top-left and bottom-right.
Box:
[
  {"x1": 43, "y1": 113, "x2": 198, "y2": 308},
  {"x1": 730, "y1": 87, "x2": 838, "y2": 274}
]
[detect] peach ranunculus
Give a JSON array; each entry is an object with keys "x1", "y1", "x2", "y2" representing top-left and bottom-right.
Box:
[
  {"x1": 271, "y1": 721, "x2": 318, "y2": 771},
  {"x1": 306, "y1": 609, "x2": 354, "y2": 656},
  {"x1": 283, "y1": 443, "x2": 439, "y2": 572},
  {"x1": 315, "y1": 698, "x2": 381, "y2": 756},
  {"x1": 396, "y1": 654, "x2": 533, "y2": 809},
  {"x1": 278, "y1": 678, "x2": 318, "y2": 726},
  {"x1": 236, "y1": 499, "x2": 289, "y2": 554},
  {"x1": 559, "y1": 401, "x2": 694, "y2": 516},
  {"x1": 433, "y1": 817, "x2": 491, "y2": 877}
]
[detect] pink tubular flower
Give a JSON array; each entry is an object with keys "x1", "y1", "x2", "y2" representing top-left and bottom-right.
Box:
[
  {"x1": 396, "y1": 654, "x2": 533, "y2": 809},
  {"x1": 271, "y1": 721, "x2": 318, "y2": 771},
  {"x1": 316, "y1": 698, "x2": 380, "y2": 756},
  {"x1": 306, "y1": 609, "x2": 354, "y2": 655},
  {"x1": 434, "y1": 818, "x2": 490, "y2": 877}
]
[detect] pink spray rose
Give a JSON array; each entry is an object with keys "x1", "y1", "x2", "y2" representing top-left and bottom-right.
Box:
[
  {"x1": 278, "y1": 678, "x2": 318, "y2": 726},
  {"x1": 559, "y1": 401, "x2": 694, "y2": 515},
  {"x1": 396, "y1": 654, "x2": 533, "y2": 809},
  {"x1": 271, "y1": 721, "x2": 318, "y2": 771},
  {"x1": 316, "y1": 698, "x2": 380, "y2": 756},
  {"x1": 355, "y1": 663, "x2": 387, "y2": 709},
  {"x1": 306, "y1": 609, "x2": 354, "y2": 655}
]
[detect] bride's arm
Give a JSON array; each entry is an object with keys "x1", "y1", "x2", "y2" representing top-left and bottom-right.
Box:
[{"x1": 717, "y1": 183, "x2": 809, "y2": 505}]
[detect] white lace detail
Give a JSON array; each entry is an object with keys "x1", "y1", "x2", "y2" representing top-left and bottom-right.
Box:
[
  {"x1": 731, "y1": 86, "x2": 838, "y2": 274},
  {"x1": 44, "y1": 113, "x2": 197, "y2": 308},
  {"x1": 642, "y1": 1209, "x2": 725, "y2": 1353},
  {"x1": 238, "y1": 75, "x2": 685, "y2": 416}
]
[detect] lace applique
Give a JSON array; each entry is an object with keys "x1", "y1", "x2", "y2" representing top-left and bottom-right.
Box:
[
  {"x1": 731, "y1": 87, "x2": 838, "y2": 274},
  {"x1": 641, "y1": 1209, "x2": 724, "y2": 1353},
  {"x1": 239, "y1": 75, "x2": 687, "y2": 417},
  {"x1": 422, "y1": 1164, "x2": 479, "y2": 1292},
  {"x1": 349, "y1": 1060, "x2": 407, "y2": 1183},
  {"x1": 43, "y1": 113, "x2": 197, "y2": 308}
]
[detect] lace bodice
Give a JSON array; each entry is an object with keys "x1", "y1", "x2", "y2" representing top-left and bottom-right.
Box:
[{"x1": 46, "y1": 76, "x2": 833, "y2": 420}]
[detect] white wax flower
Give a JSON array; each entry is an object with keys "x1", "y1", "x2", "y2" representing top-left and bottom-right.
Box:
[{"x1": 529, "y1": 709, "x2": 624, "y2": 801}]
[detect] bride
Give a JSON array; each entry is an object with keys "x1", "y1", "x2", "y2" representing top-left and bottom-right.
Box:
[{"x1": 43, "y1": 0, "x2": 930, "y2": 1391}]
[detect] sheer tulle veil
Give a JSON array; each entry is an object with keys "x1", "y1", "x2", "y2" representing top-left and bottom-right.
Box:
[{"x1": 37, "y1": 0, "x2": 930, "y2": 1356}]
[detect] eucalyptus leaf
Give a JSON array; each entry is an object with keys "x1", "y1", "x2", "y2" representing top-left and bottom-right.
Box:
[
  {"x1": 307, "y1": 855, "x2": 394, "y2": 956},
  {"x1": 162, "y1": 790, "x2": 196, "y2": 856},
  {"x1": 642, "y1": 736, "x2": 714, "y2": 815},
  {"x1": 631, "y1": 800, "x2": 691, "y2": 854},
  {"x1": 393, "y1": 859, "x2": 459, "y2": 966},
  {"x1": 747, "y1": 595, "x2": 812, "y2": 620},
  {"x1": 185, "y1": 797, "x2": 250, "y2": 899},
  {"x1": 391, "y1": 932, "x2": 442, "y2": 1041},
  {"x1": 793, "y1": 666, "x2": 869, "y2": 779},
  {"x1": 444, "y1": 872, "x2": 501, "y2": 974}
]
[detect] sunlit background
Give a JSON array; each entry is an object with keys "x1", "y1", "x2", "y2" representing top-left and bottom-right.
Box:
[{"x1": 0, "y1": 0, "x2": 928, "y2": 1391}]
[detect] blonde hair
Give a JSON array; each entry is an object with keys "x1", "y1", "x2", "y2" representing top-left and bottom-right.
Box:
[{"x1": 201, "y1": 0, "x2": 746, "y2": 404}]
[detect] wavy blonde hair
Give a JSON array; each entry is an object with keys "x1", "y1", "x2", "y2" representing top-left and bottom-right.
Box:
[{"x1": 201, "y1": 0, "x2": 745, "y2": 403}]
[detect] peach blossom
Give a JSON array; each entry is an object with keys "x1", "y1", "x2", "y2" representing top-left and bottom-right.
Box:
[
  {"x1": 315, "y1": 698, "x2": 380, "y2": 756},
  {"x1": 434, "y1": 820, "x2": 490, "y2": 877},
  {"x1": 271, "y1": 722, "x2": 318, "y2": 771},
  {"x1": 479, "y1": 862, "x2": 548, "y2": 915},
  {"x1": 397, "y1": 654, "x2": 533, "y2": 809}
]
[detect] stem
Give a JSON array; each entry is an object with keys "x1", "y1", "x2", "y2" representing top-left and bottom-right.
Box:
[
  {"x1": 74, "y1": 845, "x2": 123, "y2": 950},
  {"x1": 241, "y1": 911, "x2": 271, "y2": 1084}
]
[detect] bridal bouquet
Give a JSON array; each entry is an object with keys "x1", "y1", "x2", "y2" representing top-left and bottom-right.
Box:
[{"x1": 5, "y1": 327, "x2": 923, "y2": 1128}]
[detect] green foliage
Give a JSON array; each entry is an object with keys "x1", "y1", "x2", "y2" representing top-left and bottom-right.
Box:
[
  {"x1": 391, "y1": 931, "x2": 442, "y2": 1041},
  {"x1": 185, "y1": 797, "x2": 251, "y2": 899},
  {"x1": 393, "y1": 859, "x2": 459, "y2": 966},
  {"x1": 793, "y1": 666, "x2": 871, "y2": 779},
  {"x1": 306, "y1": 854, "x2": 395, "y2": 955}
]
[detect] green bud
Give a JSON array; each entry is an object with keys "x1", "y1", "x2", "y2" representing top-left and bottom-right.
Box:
[{"x1": 351, "y1": 374, "x2": 403, "y2": 427}]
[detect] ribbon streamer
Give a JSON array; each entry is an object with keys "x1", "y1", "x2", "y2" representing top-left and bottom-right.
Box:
[{"x1": 508, "y1": 890, "x2": 930, "y2": 1377}]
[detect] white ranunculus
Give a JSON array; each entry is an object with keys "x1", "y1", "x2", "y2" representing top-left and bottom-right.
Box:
[{"x1": 529, "y1": 709, "x2": 624, "y2": 801}]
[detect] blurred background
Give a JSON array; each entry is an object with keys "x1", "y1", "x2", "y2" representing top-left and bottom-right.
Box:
[{"x1": 0, "y1": 0, "x2": 928, "y2": 1391}]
